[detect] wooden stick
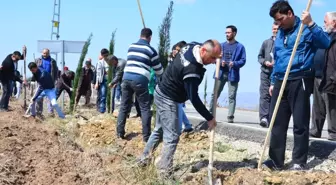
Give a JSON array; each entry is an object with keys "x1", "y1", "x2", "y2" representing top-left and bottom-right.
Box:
[
  {"x1": 208, "y1": 58, "x2": 221, "y2": 184},
  {"x1": 257, "y1": 0, "x2": 313, "y2": 170},
  {"x1": 23, "y1": 47, "x2": 27, "y2": 109},
  {"x1": 137, "y1": 0, "x2": 146, "y2": 28}
]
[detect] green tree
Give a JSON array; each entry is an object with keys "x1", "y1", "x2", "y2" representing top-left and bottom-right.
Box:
[
  {"x1": 158, "y1": 1, "x2": 174, "y2": 69},
  {"x1": 70, "y1": 33, "x2": 93, "y2": 112},
  {"x1": 107, "y1": 29, "x2": 117, "y2": 113}
]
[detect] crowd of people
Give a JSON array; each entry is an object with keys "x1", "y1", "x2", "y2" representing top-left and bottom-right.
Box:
[{"x1": 0, "y1": 0, "x2": 335, "y2": 179}]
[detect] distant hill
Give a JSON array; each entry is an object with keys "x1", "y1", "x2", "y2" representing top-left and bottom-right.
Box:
[{"x1": 198, "y1": 91, "x2": 259, "y2": 111}]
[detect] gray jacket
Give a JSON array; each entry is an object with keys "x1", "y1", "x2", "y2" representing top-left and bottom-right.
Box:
[
  {"x1": 111, "y1": 58, "x2": 126, "y2": 86},
  {"x1": 95, "y1": 59, "x2": 108, "y2": 85},
  {"x1": 258, "y1": 37, "x2": 275, "y2": 74}
]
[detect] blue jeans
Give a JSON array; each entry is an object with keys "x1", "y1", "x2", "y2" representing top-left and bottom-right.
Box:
[
  {"x1": 178, "y1": 103, "x2": 192, "y2": 132},
  {"x1": 115, "y1": 83, "x2": 121, "y2": 100},
  {"x1": 97, "y1": 78, "x2": 107, "y2": 113},
  {"x1": 30, "y1": 88, "x2": 65, "y2": 119},
  {"x1": 141, "y1": 86, "x2": 180, "y2": 171},
  {"x1": 117, "y1": 80, "x2": 152, "y2": 141}
]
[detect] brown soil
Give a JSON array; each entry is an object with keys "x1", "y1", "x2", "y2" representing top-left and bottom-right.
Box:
[{"x1": 0, "y1": 102, "x2": 335, "y2": 185}]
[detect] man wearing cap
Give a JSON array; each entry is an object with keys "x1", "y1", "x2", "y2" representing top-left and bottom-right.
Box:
[
  {"x1": 76, "y1": 59, "x2": 94, "y2": 106},
  {"x1": 34, "y1": 48, "x2": 58, "y2": 117},
  {"x1": 0, "y1": 46, "x2": 27, "y2": 111}
]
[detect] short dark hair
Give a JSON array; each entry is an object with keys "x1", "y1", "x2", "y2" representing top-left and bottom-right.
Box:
[
  {"x1": 176, "y1": 41, "x2": 187, "y2": 48},
  {"x1": 106, "y1": 55, "x2": 118, "y2": 62},
  {"x1": 269, "y1": 0, "x2": 294, "y2": 18},
  {"x1": 13, "y1": 51, "x2": 22, "y2": 57},
  {"x1": 172, "y1": 44, "x2": 177, "y2": 50},
  {"x1": 28, "y1": 62, "x2": 37, "y2": 70},
  {"x1": 100, "y1": 48, "x2": 109, "y2": 56},
  {"x1": 226, "y1": 25, "x2": 237, "y2": 33},
  {"x1": 140, "y1": 28, "x2": 152, "y2": 38}
]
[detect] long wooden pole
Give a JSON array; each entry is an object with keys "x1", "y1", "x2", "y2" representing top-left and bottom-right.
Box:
[
  {"x1": 137, "y1": 0, "x2": 146, "y2": 28},
  {"x1": 23, "y1": 48, "x2": 27, "y2": 109},
  {"x1": 208, "y1": 58, "x2": 221, "y2": 184},
  {"x1": 257, "y1": 0, "x2": 314, "y2": 170}
]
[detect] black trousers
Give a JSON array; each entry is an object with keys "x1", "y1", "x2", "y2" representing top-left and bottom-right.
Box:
[
  {"x1": 269, "y1": 78, "x2": 313, "y2": 166},
  {"x1": 259, "y1": 71, "x2": 272, "y2": 122},
  {"x1": 56, "y1": 87, "x2": 72, "y2": 100},
  {"x1": 311, "y1": 78, "x2": 336, "y2": 139},
  {"x1": 0, "y1": 79, "x2": 11, "y2": 110}
]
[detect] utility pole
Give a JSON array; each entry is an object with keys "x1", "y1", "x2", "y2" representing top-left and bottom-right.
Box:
[{"x1": 51, "y1": 0, "x2": 66, "y2": 109}]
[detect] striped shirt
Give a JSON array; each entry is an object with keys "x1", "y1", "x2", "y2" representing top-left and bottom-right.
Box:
[{"x1": 123, "y1": 39, "x2": 163, "y2": 84}]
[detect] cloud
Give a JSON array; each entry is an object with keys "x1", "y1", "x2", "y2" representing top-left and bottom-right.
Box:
[{"x1": 173, "y1": 0, "x2": 196, "y2": 4}]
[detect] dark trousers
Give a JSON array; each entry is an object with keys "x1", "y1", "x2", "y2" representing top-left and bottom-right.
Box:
[
  {"x1": 135, "y1": 98, "x2": 141, "y2": 116},
  {"x1": 311, "y1": 78, "x2": 336, "y2": 139},
  {"x1": 56, "y1": 87, "x2": 72, "y2": 100},
  {"x1": 117, "y1": 80, "x2": 152, "y2": 141},
  {"x1": 0, "y1": 80, "x2": 11, "y2": 110},
  {"x1": 259, "y1": 71, "x2": 272, "y2": 122},
  {"x1": 269, "y1": 78, "x2": 313, "y2": 166}
]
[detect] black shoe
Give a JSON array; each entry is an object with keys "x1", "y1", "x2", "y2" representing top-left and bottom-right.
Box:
[
  {"x1": 289, "y1": 163, "x2": 306, "y2": 171},
  {"x1": 309, "y1": 132, "x2": 321, "y2": 138},
  {"x1": 183, "y1": 127, "x2": 194, "y2": 133},
  {"x1": 259, "y1": 118, "x2": 268, "y2": 128},
  {"x1": 262, "y1": 159, "x2": 283, "y2": 171},
  {"x1": 0, "y1": 108, "x2": 8, "y2": 112},
  {"x1": 227, "y1": 116, "x2": 234, "y2": 123},
  {"x1": 117, "y1": 133, "x2": 125, "y2": 139}
]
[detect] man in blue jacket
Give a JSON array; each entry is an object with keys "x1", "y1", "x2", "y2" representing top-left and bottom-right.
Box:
[
  {"x1": 263, "y1": 0, "x2": 330, "y2": 171},
  {"x1": 25, "y1": 62, "x2": 65, "y2": 119},
  {"x1": 208, "y1": 25, "x2": 246, "y2": 123}
]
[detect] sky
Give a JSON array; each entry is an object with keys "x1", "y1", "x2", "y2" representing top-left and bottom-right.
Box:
[{"x1": 0, "y1": 0, "x2": 333, "y2": 93}]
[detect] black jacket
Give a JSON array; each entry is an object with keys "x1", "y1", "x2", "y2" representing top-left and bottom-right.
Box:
[
  {"x1": 258, "y1": 37, "x2": 275, "y2": 74},
  {"x1": 0, "y1": 54, "x2": 23, "y2": 82},
  {"x1": 111, "y1": 58, "x2": 126, "y2": 86},
  {"x1": 158, "y1": 42, "x2": 213, "y2": 121},
  {"x1": 320, "y1": 32, "x2": 336, "y2": 94}
]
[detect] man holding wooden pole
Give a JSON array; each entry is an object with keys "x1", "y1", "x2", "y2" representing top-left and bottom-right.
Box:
[{"x1": 262, "y1": 0, "x2": 330, "y2": 171}]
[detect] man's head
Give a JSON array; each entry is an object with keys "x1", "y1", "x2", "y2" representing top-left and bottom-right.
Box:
[
  {"x1": 140, "y1": 28, "x2": 153, "y2": 43},
  {"x1": 85, "y1": 59, "x2": 92, "y2": 68},
  {"x1": 42, "y1": 48, "x2": 50, "y2": 59},
  {"x1": 28, "y1": 62, "x2": 38, "y2": 73},
  {"x1": 64, "y1": 66, "x2": 69, "y2": 71},
  {"x1": 226, "y1": 25, "x2": 237, "y2": 41},
  {"x1": 12, "y1": 51, "x2": 22, "y2": 61},
  {"x1": 106, "y1": 55, "x2": 118, "y2": 66},
  {"x1": 172, "y1": 41, "x2": 187, "y2": 57},
  {"x1": 324, "y1": 12, "x2": 336, "y2": 33},
  {"x1": 269, "y1": 0, "x2": 295, "y2": 30},
  {"x1": 272, "y1": 24, "x2": 279, "y2": 37},
  {"x1": 200, "y1": 40, "x2": 222, "y2": 65},
  {"x1": 100, "y1": 48, "x2": 109, "y2": 61}
]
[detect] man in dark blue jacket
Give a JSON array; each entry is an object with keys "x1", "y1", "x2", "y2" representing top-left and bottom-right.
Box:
[
  {"x1": 208, "y1": 25, "x2": 246, "y2": 123},
  {"x1": 138, "y1": 40, "x2": 220, "y2": 177},
  {"x1": 263, "y1": 0, "x2": 330, "y2": 171},
  {"x1": 25, "y1": 62, "x2": 65, "y2": 119}
]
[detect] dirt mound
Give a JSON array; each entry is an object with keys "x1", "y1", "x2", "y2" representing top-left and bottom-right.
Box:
[{"x1": 0, "y1": 107, "x2": 112, "y2": 185}]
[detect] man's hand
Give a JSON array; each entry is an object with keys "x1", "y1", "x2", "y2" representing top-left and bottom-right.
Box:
[
  {"x1": 269, "y1": 85, "x2": 274, "y2": 96},
  {"x1": 264, "y1": 61, "x2": 273, "y2": 67},
  {"x1": 109, "y1": 83, "x2": 116, "y2": 88},
  {"x1": 208, "y1": 118, "x2": 217, "y2": 130},
  {"x1": 70, "y1": 88, "x2": 73, "y2": 92},
  {"x1": 301, "y1": 11, "x2": 314, "y2": 26},
  {"x1": 229, "y1": 61, "x2": 234, "y2": 68},
  {"x1": 221, "y1": 60, "x2": 226, "y2": 67},
  {"x1": 95, "y1": 84, "x2": 99, "y2": 90}
]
